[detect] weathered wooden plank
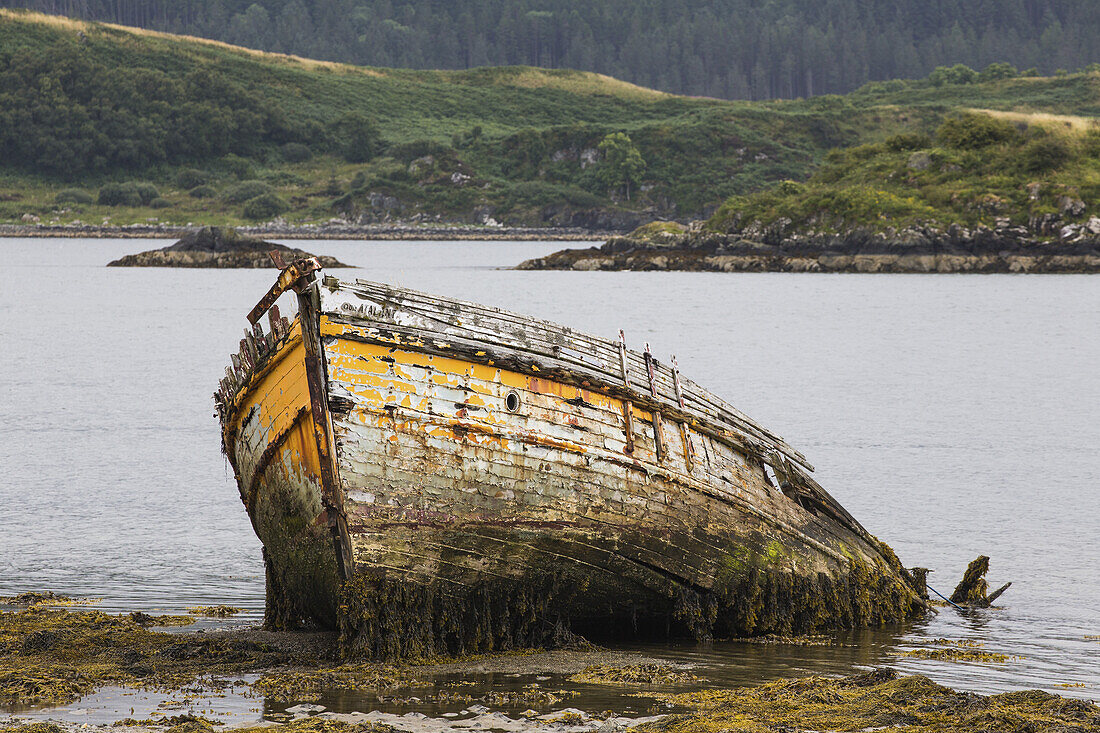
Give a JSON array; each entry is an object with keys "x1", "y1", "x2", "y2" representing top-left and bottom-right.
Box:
[{"x1": 322, "y1": 278, "x2": 813, "y2": 471}]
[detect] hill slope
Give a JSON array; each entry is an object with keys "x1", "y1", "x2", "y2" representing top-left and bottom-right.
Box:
[
  {"x1": 6, "y1": 0, "x2": 1100, "y2": 100},
  {"x1": 4, "y1": 9, "x2": 1100, "y2": 232}
]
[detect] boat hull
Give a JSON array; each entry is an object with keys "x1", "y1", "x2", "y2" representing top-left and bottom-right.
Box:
[{"x1": 219, "y1": 275, "x2": 921, "y2": 656}]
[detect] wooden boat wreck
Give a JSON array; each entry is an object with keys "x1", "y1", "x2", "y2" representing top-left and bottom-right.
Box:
[{"x1": 216, "y1": 257, "x2": 923, "y2": 657}]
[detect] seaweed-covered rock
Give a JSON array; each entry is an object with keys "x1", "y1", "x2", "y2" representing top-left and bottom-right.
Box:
[{"x1": 107, "y1": 227, "x2": 349, "y2": 268}]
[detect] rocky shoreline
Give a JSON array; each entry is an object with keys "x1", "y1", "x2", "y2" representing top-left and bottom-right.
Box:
[
  {"x1": 518, "y1": 221, "x2": 1100, "y2": 273},
  {"x1": 0, "y1": 223, "x2": 613, "y2": 241}
]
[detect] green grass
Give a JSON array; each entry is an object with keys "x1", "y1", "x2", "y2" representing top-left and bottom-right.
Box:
[
  {"x1": 706, "y1": 111, "x2": 1100, "y2": 235},
  {"x1": 3, "y1": 9, "x2": 1100, "y2": 229}
]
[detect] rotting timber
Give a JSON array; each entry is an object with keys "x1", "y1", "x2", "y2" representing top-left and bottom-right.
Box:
[{"x1": 215, "y1": 258, "x2": 924, "y2": 658}]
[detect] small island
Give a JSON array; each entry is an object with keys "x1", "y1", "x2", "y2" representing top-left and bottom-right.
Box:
[
  {"x1": 107, "y1": 226, "x2": 349, "y2": 268},
  {"x1": 520, "y1": 113, "x2": 1100, "y2": 274}
]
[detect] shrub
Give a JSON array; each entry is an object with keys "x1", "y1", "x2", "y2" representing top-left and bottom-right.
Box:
[
  {"x1": 506, "y1": 181, "x2": 602, "y2": 208},
  {"x1": 242, "y1": 193, "x2": 289, "y2": 220},
  {"x1": 221, "y1": 154, "x2": 255, "y2": 180},
  {"x1": 188, "y1": 185, "x2": 217, "y2": 198},
  {"x1": 885, "y1": 133, "x2": 932, "y2": 152},
  {"x1": 350, "y1": 171, "x2": 368, "y2": 190},
  {"x1": 929, "y1": 64, "x2": 978, "y2": 86},
  {"x1": 175, "y1": 169, "x2": 209, "y2": 189},
  {"x1": 388, "y1": 139, "x2": 451, "y2": 163},
  {"x1": 264, "y1": 171, "x2": 308, "y2": 186},
  {"x1": 133, "y1": 183, "x2": 160, "y2": 205},
  {"x1": 223, "y1": 180, "x2": 274, "y2": 203},
  {"x1": 980, "y1": 63, "x2": 1018, "y2": 82},
  {"x1": 330, "y1": 113, "x2": 382, "y2": 163},
  {"x1": 1021, "y1": 138, "x2": 1071, "y2": 173},
  {"x1": 936, "y1": 113, "x2": 1018, "y2": 149},
  {"x1": 280, "y1": 142, "x2": 313, "y2": 163},
  {"x1": 149, "y1": 197, "x2": 172, "y2": 209},
  {"x1": 55, "y1": 189, "x2": 94, "y2": 205},
  {"x1": 97, "y1": 182, "x2": 143, "y2": 206}
]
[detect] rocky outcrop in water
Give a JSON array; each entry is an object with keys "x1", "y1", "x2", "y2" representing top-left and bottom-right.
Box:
[
  {"x1": 518, "y1": 220, "x2": 1100, "y2": 274},
  {"x1": 106, "y1": 226, "x2": 349, "y2": 268}
]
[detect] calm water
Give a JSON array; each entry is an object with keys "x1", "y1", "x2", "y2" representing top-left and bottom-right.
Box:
[{"x1": 1, "y1": 238, "x2": 1097, "y2": 712}]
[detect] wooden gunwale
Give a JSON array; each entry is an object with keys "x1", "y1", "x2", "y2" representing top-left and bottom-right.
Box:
[
  {"x1": 323, "y1": 314, "x2": 792, "y2": 473},
  {"x1": 328, "y1": 277, "x2": 812, "y2": 471},
  {"x1": 220, "y1": 326, "x2": 304, "y2": 463}
]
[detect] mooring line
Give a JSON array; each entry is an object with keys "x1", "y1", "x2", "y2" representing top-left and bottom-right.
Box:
[{"x1": 926, "y1": 583, "x2": 967, "y2": 611}]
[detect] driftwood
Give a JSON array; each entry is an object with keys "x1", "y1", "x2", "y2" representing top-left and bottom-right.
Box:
[{"x1": 949, "y1": 556, "x2": 1011, "y2": 607}]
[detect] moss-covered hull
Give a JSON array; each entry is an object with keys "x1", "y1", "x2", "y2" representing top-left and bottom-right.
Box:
[{"x1": 218, "y1": 274, "x2": 921, "y2": 657}]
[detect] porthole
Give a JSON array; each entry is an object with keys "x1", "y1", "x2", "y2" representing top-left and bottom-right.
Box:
[{"x1": 504, "y1": 391, "x2": 521, "y2": 413}]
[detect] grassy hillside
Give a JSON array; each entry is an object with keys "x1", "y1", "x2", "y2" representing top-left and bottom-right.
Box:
[
  {"x1": 3, "y1": 9, "x2": 1100, "y2": 230},
  {"x1": 706, "y1": 110, "x2": 1100, "y2": 237}
]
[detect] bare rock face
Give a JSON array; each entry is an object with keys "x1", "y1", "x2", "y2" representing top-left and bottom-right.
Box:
[{"x1": 107, "y1": 227, "x2": 349, "y2": 268}]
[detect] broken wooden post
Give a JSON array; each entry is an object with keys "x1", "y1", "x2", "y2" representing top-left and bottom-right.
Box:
[{"x1": 949, "y1": 555, "x2": 1011, "y2": 607}]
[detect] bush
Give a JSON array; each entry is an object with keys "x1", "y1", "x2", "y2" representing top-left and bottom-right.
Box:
[
  {"x1": 264, "y1": 171, "x2": 308, "y2": 186},
  {"x1": 221, "y1": 154, "x2": 255, "y2": 180},
  {"x1": 280, "y1": 142, "x2": 313, "y2": 163},
  {"x1": 149, "y1": 197, "x2": 172, "y2": 209},
  {"x1": 929, "y1": 64, "x2": 978, "y2": 86},
  {"x1": 936, "y1": 113, "x2": 1018, "y2": 149},
  {"x1": 330, "y1": 113, "x2": 382, "y2": 163},
  {"x1": 55, "y1": 189, "x2": 94, "y2": 205},
  {"x1": 96, "y1": 182, "x2": 160, "y2": 207},
  {"x1": 242, "y1": 193, "x2": 289, "y2": 220},
  {"x1": 223, "y1": 180, "x2": 274, "y2": 203},
  {"x1": 133, "y1": 183, "x2": 159, "y2": 204},
  {"x1": 188, "y1": 185, "x2": 217, "y2": 198},
  {"x1": 885, "y1": 133, "x2": 932, "y2": 152},
  {"x1": 388, "y1": 139, "x2": 451, "y2": 163},
  {"x1": 175, "y1": 169, "x2": 209, "y2": 189},
  {"x1": 775, "y1": 180, "x2": 805, "y2": 195},
  {"x1": 980, "y1": 63, "x2": 1018, "y2": 82},
  {"x1": 505, "y1": 181, "x2": 602, "y2": 208},
  {"x1": 1021, "y1": 138, "x2": 1071, "y2": 173}
]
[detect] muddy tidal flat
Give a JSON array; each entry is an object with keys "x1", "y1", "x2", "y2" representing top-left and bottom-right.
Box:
[{"x1": 2, "y1": 602, "x2": 1098, "y2": 733}]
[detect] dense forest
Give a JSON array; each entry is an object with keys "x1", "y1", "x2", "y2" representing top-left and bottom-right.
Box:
[{"x1": 5, "y1": 0, "x2": 1100, "y2": 99}]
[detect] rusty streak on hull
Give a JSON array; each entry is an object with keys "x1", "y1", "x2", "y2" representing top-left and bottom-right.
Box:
[{"x1": 216, "y1": 274, "x2": 922, "y2": 657}]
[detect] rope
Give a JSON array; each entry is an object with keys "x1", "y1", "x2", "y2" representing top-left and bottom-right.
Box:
[{"x1": 926, "y1": 583, "x2": 967, "y2": 611}]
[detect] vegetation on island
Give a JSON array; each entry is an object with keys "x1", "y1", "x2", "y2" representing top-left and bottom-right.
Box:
[
  {"x1": 706, "y1": 108, "x2": 1100, "y2": 237},
  {"x1": 7, "y1": 1, "x2": 1100, "y2": 100}
]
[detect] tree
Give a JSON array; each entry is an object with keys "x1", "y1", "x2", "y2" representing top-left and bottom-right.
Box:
[
  {"x1": 331, "y1": 112, "x2": 381, "y2": 163},
  {"x1": 597, "y1": 132, "x2": 645, "y2": 200}
]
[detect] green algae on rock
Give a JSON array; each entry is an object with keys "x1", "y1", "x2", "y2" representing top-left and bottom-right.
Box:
[
  {"x1": 186, "y1": 605, "x2": 243, "y2": 618},
  {"x1": 128, "y1": 611, "x2": 196, "y2": 627},
  {"x1": 568, "y1": 664, "x2": 701, "y2": 686},
  {"x1": 251, "y1": 663, "x2": 419, "y2": 701},
  {"x1": 643, "y1": 668, "x2": 1100, "y2": 733},
  {"x1": 900, "y1": 648, "x2": 1016, "y2": 663},
  {"x1": 0, "y1": 606, "x2": 332, "y2": 707}
]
